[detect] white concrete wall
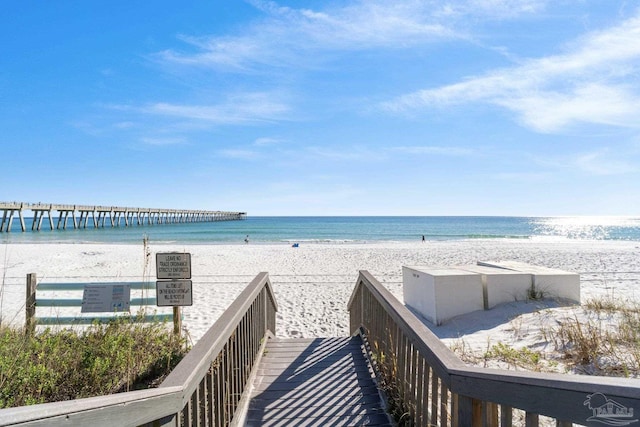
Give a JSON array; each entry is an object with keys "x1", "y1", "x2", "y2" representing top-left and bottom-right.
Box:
[
  {"x1": 477, "y1": 261, "x2": 580, "y2": 303},
  {"x1": 457, "y1": 264, "x2": 533, "y2": 309},
  {"x1": 402, "y1": 266, "x2": 484, "y2": 325}
]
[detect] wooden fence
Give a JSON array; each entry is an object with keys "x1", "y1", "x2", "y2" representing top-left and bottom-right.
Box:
[
  {"x1": 0, "y1": 272, "x2": 277, "y2": 427},
  {"x1": 348, "y1": 270, "x2": 640, "y2": 427},
  {"x1": 25, "y1": 273, "x2": 177, "y2": 334}
]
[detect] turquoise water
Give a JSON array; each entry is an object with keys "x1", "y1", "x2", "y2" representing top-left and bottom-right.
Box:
[{"x1": 2, "y1": 216, "x2": 640, "y2": 244}]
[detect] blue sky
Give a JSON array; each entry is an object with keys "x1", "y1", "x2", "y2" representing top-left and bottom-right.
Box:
[{"x1": 2, "y1": 1, "x2": 640, "y2": 216}]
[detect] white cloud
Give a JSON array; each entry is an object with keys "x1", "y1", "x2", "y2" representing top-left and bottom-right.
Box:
[
  {"x1": 533, "y1": 148, "x2": 638, "y2": 176},
  {"x1": 305, "y1": 146, "x2": 385, "y2": 161},
  {"x1": 140, "y1": 136, "x2": 186, "y2": 146},
  {"x1": 492, "y1": 171, "x2": 551, "y2": 182},
  {"x1": 139, "y1": 92, "x2": 290, "y2": 125},
  {"x1": 572, "y1": 149, "x2": 637, "y2": 175},
  {"x1": 218, "y1": 149, "x2": 261, "y2": 160},
  {"x1": 383, "y1": 12, "x2": 640, "y2": 133},
  {"x1": 157, "y1": 0, "x2": 546, "y2": 71},
  {"x1": 392, "y1": 146, "x2": 475, "y2": 156},
  {"x1": 254, "y1": 137, "x2": 283, "y2": 146}
]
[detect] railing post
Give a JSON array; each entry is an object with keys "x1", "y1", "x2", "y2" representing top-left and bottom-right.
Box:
[
  {"x1": 455, "y1": 395, "x2": 482, "y2": 427},
  {"x1": 26, "y1": 273, "x2": 37, "y2": 335},
  {"x1": 264, "y1": 288, "x2": 268, "y2": 335}
]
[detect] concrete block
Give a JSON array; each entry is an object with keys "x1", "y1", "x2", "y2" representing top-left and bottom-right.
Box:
[
  {"x1": 402, "y1": 266, "x2": 484, "y2": 325},
  {"x1": 457, "y1": 264, "x2": 533, "y2": 309},
  {"x1": 477, "y1": 261, "x2": 580, "y2": 303}
]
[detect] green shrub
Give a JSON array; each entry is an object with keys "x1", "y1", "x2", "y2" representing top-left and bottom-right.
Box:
[{"x1": 0, "y1": 319, "x2": 188, "y2": 408}]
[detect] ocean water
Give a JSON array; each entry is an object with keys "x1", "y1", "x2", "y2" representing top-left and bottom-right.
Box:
[{"x1": 2, "y1": 216, "x2": 640, "y2": 244}]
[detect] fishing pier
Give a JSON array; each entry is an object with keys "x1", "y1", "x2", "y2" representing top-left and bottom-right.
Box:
[{"x1": 0, "y1": 202, "x2": 245, "y2": 232}]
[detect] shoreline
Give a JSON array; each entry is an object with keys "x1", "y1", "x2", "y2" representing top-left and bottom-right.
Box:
[{"x1": 3, "y1": 235, "x2": 640, "y2": 245}]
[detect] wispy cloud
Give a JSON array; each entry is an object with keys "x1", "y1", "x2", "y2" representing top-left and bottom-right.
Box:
[
  {"x1": 532, "y1": 147, "x2": 638, "y2": 176},
  {"x1": 140, "y1": 136, "x2": 186, "y2": 146},
  {"x1": 382, "y1": 12, "x2": 640, "y2": 133},
  {"x1": 492, "y1": 171, "x2": 551, "y2": 182},
  {"x1": 217, "y1": 149, "x2": 262, "y2": 160},
  {"x1": 254, "y1": 137, "x2": 283, "y2": 146},
  {"x1": 134, "y1": 92, "x2": 290, "y2": 125},
  {"x1": 392, "y1": 145, "x2": 475, "y2": 156},
  {"x1": 571, "y1": 149, "x2": 637, "y2": 175},
  {"x1": 156, "y1": 0, "x2": 545, "y2": 71},
  {"x1": 305, "y1": 146, "x2": 386, "y2": 162}
]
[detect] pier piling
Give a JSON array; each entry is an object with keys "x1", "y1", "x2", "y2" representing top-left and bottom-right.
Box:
[{"x1": 0, "y1": 202, "x2": 245, "y2": 233}]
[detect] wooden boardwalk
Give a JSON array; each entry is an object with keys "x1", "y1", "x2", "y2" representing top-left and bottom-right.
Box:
[{"x1": 246, "y1": 337, "x2": 392, "y2": 427}]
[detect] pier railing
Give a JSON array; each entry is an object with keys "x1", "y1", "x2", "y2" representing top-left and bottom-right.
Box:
[
  {"x1": 348, "y1": 270, "x2": 640, "y2": 427},
  {"x1": 0, "y1": 202, "x2": 246, "y2": 232},
  {"x1": 0, "y1": 272, "x2": 278, "y2": 427}
]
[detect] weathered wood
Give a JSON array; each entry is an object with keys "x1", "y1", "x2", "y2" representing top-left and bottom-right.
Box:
[
  {"x1": 1, "y1": 273, "x2": 277, "y2": 427},
  {"x1": 483, "y1": 401, "x2": 498, "y2": 427},
  {"x1": 441, "y1": 380, "x2": 449, "y2": 427},
  {"x1": 25, "y1": 273, "x2": 37, "y2": 335},
  {"x1": 525, "y1": 411, "x2": 539, "y2": 427},
  {"x1": 349, "y1": 270, "x2": 640, "y2": 427},
  {"x1": 500, "y1": 405, "x2": 513, "y2": 427},
  {"x1": 348, "y1": 271, "x2": 465, "y2": 385},
  {"x1": 0, "y1": 386, "x2": 183, "y2": 427},
  {"x1": 173, "y1": 306, "x2": 181, "y2": 336},
  {"x1": 246, "y1": 337, "x2": 392, "y2": 427}
]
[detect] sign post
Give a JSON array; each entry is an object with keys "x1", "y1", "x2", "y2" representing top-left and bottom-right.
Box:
[{"x1": 156, "y1": 252, "x2": 193, "y2": 336}]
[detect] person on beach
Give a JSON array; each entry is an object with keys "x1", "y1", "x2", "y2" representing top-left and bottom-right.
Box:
[
  {"x1": 422, "y1": 235, "x2": 425, "y2": 242},
  {"x1": 244, "y1": 235, "x2": 249, "y2": 244}
]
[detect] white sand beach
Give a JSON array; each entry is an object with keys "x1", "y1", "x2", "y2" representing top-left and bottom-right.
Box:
[{"x1": 2, "y1": 239, "x2": 639, "y2": 374}]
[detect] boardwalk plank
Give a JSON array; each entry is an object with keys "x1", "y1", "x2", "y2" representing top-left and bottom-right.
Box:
[{"x1": 245, "y1": 337, "x2": 392, "y2": 426}]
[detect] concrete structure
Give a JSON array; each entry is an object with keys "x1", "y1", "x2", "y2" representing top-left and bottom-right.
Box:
[
  {"x1": 402, "y1": 266, "x2": 484, "y2": 325},
  {"x1": 477, "y1": 260, "x2": 580, "y2": 303},
  {"x1": 0, "y1": 201, "x2": 246, "y2": 232},
  {"x1": 402, "y1": 261, "x2": 580, "y2": 326},
  {"x1": 457, "y1": 264, "x2": 533, "y2": 309}
]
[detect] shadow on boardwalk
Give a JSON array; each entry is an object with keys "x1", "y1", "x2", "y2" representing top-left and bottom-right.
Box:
[{"x1": 246, "y1": 337, "x2": 393, "y2": 426}]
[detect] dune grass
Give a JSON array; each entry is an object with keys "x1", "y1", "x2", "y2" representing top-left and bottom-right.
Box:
[
  {"x1": 544, "y1": 296, "x2": 640, "y2": 376},
  {"x1": 0, "y1": 318, "x2": 188, "y2": 408},
  {"x1": 450, "y1": 295, "x2": 640, "y2": 377}
]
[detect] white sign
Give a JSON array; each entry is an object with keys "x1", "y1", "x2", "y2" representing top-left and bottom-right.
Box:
[
  {"x1": 81, "y1": 284, "x2": 131, "y2": 313},
  {"x1": 156, "y1": 252, "x2": 191, "y2": 279},
  {"x1": 156, "y1": 280, "x2": 193, "y2": 307}
]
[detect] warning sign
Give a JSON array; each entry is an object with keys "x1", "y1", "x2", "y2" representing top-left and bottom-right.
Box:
[
  {"x1": 156, "y1": 280, "x2": 193, "y2": 307},
  {"x1": 156, "y1": 252, "x2": 191, "y2": 279}
]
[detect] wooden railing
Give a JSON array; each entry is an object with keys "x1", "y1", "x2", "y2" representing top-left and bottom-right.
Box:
[
  {"x1": 0, "y1": 272, "x2": 277, "y2": 427},
  {"x1": 348, "y1": 270, "x2": 640, "y2": 427}
]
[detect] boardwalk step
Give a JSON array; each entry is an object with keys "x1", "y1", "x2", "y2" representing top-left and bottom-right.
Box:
[{"x1": 245, "y1": 336, "x2": 392, "y2": 426}]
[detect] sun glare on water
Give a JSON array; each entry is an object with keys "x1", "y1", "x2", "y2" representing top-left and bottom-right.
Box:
[{"x1": 533, "y1": 216, "x2": 640, "y2": 240}]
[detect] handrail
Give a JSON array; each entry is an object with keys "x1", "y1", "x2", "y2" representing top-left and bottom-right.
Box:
[
  {"x1": 0, "y1": 272, "x2": 278, "y2": 427},
  {"x1": 160, "y1": 272, "x2": 278, "y2": 415},
  {"x1": 0, "y1": 387, "x2": 183, "y2": 427},
  {"x1": 348, "y1": 270, "x2": 640, "y2": 426}
]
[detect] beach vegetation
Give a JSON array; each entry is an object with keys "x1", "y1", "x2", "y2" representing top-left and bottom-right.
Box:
[
  {"x1": 455, "y1": 295, "x2": 640, "y2": 377},
  {"x1": 527, "y1": 284, "x2": 544, "y2": 301},
  {"x1": 483, "y1": 342, "x2": 543, "y2": 371},
  {"x1": 368, "y1": 340, "x2": 414, "y2": 426},
  {"x1": 0, "y1": 317, "x2": 188, "y2": 408},
  {"x1": 544, "y1": 298, "x2": 640, "y2": 377}
]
